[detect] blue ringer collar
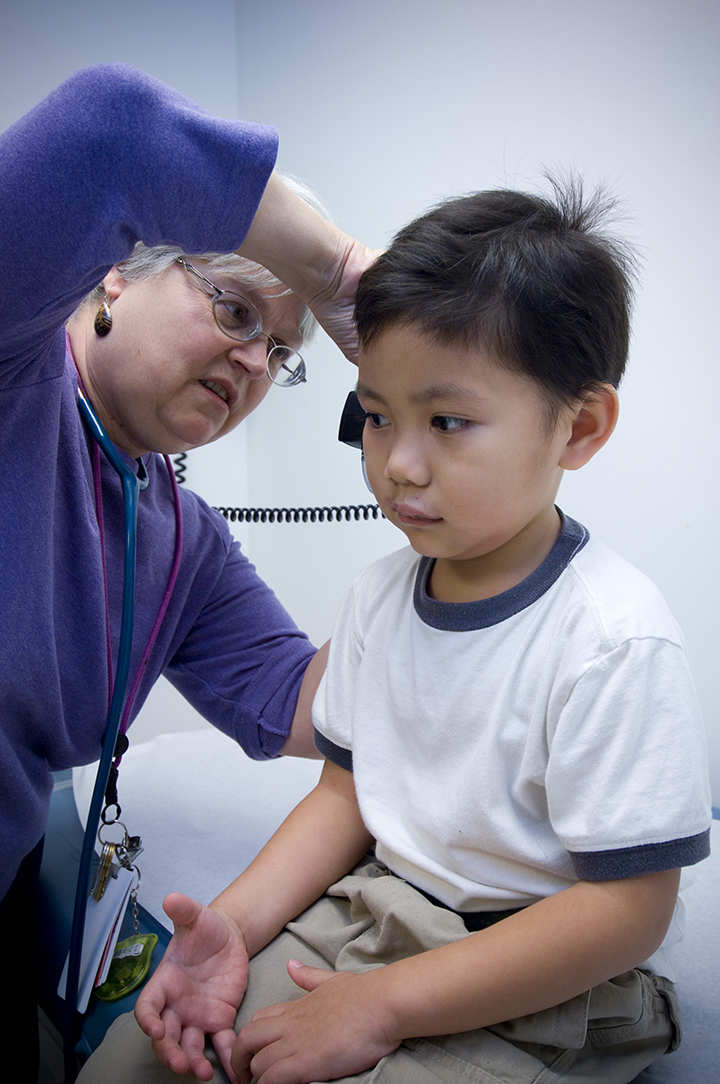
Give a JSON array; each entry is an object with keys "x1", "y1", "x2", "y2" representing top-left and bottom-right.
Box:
[{"x1": 413, "y1": 510, "x2": 589, "y2": 631}]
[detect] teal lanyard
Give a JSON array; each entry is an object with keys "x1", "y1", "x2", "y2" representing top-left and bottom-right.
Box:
[{"x1": 64, "y1": 387, "x2": 147, "y2": 1078}]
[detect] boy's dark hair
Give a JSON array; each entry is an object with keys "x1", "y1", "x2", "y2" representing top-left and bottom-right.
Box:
[{"x1": 355, "y1": 176, "x2": 636, "y2": 421}]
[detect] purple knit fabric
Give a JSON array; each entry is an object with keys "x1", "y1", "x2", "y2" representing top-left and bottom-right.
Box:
[{"x1": 0, "y1": 65, "x2": 315, "y2": 899}]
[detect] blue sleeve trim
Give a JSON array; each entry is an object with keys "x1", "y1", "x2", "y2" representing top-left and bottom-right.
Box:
[
  {"x1": 569, "y1": 829, "x2": 711, "y2": 881},
  {"x1": 314, "y1": 729, "x2": 353, "y2": 771}
]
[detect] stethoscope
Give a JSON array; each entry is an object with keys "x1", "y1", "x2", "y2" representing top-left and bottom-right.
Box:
[{"x1": 64, "y1": 366, "x2": 183, "y2": 1079}]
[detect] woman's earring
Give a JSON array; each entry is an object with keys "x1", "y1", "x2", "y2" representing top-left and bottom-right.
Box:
[{"x1": 94, "y1": 295, "x2": 112, "y2": 337}]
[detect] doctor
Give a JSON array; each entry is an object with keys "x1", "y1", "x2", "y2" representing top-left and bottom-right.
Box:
[{"x1": 0, "y1": 63, "x2": 373, "y2": 1079}]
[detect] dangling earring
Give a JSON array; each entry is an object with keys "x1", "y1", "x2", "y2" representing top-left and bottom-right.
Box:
[{"x1": 94, "y1": 294, "x2": 112, "y2": 337}]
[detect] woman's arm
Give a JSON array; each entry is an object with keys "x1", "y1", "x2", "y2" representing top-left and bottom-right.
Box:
[
  {"x1": 0, "y1": 65, "x2": 277, "y2": 357},
  {"x1": 237, "y1": 174, "x2": 379, "y2": 364},
  {"x1": 1, "y1": 66, "x2": 376, "y2": 365},
  {"x1": 279, "y1": 640, "x2": 329, "y2": 759},
  {"x1": 231, "y1": 867, "x2": 680, "y2": 1084}
]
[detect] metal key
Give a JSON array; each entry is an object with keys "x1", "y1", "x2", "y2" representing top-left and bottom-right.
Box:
[{"x1": 90, "y1": 840, "x2": 117, "y2": 901}]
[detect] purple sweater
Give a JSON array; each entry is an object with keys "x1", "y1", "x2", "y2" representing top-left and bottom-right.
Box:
[{"x1": 0, "y1": 65, "x2": 316, "y2": 899}]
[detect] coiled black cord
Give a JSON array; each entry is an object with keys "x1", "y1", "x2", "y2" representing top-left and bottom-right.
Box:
[
  {"x1": 215, "y1": 504, "x2": 383, "y2": 523},
  {"x1": 172, "y1": 452, "x2": 188, "y2": 485},
  {"x1": 173, "y1": 454, "x2": 382, "y2": 524}
]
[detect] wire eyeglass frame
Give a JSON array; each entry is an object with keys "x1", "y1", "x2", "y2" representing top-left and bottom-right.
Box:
[{"x1": 175, "y1": 257, "x2": 306, "y2": 387}]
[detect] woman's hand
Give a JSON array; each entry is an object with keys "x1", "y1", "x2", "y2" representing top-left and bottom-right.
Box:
[
  {"x1": 134, "y1": 892, "x2": 249, "y2": 1083},
  {"x1": 237, "y1": 173, "x2": 381, "y2": 365},
  {"x1": 305, "y1": 237, "x2": 382, "y2": 366},
  {"x1": 230, "y1": 959, "x2": 400, "y2": 1084}
]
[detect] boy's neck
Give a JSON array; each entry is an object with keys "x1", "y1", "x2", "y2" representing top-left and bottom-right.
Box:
[{"x1": 428, "y1": 505, "x2": 563, "y2": 604}]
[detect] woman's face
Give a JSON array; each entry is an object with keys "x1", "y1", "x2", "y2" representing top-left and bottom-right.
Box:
[{"x1": 73, "y1": 260, "x2": 305, "y2": 457}]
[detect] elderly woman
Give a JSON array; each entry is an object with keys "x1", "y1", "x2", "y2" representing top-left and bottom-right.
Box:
[{"x1": 0, "y1": 63, "x2": 373, "y2": 1077}]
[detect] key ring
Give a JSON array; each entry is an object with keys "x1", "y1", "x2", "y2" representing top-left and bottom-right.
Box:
[
  {"x1": 101, "y1": 802, "x2": 122, "y2": 825},
  {"x1": 98, "y1": 819, "x2": 129, "y2": 847}
]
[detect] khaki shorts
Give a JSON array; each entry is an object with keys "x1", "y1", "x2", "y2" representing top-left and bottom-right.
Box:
[{"x1": 78, "y1": 857, "x2": 680, "y2": 1084}]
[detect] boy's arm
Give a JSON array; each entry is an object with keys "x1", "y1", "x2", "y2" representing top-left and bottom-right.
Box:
[
  {"x1": 134, "y1": 759, "x2": 371, "y2": 1081},
  {"x1": 213, "y1": 757, "x2": 372, "y2": 957},
  {"x1": 231, "y1": 867, "x2": 680, "y2": 1084}
]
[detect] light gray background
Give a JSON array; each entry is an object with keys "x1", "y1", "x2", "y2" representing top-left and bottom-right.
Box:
[{"x1": 1, "y1": 0, "x2": 718, "y2": 804}]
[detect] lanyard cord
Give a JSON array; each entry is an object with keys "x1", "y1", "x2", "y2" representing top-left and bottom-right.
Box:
[
  {"x1": 65, "y1": 390, "x2": 142, "y2": 1079},
  {"x1": 91, "y1": 439, "x2": 184, "y2": 811},
  {"x1": 117, "y1": 454, "x2": 183, "y2": 738},
  {"x1": 90, "y1": 437, "x2": 115, "y2": 700},
  {"x1": 64, "y1": 368, "x2": 183, "y2": 1078}
]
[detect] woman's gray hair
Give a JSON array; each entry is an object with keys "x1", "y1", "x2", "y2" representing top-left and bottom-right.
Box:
[{"x1": 78, "y1": 172, "x2": 330, "y2": 343}]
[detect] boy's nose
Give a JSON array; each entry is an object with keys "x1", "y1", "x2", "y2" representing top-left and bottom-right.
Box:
[{"x1": 384, "y1": 436, "x2": 431, "y2": 487}]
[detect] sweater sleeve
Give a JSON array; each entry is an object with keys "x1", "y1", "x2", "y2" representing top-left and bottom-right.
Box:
[
  {"x1": 163, "y1": 541, "x2": 316, "y2": 760},
  {"x1": 152, "y1": 497, "x2": 316, "y2": 760},
  {"x1": 0, "y1": 63, "x2": 278, "y2": 371}
]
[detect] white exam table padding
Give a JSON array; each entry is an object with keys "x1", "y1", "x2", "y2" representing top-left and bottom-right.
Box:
[
  {"x1": 72, "y1": 731, "x2": 719, "y2": 1080},
  {"x1": 633, "y1": 816, "x2": 719, "y2": 1083},
  {"x1": 72, "y1": 729, "x2": 323, "y2": 926}
]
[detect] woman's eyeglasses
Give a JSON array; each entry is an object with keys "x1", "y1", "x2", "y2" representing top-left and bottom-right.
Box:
[{"x1": 176, "y1": 258, "x2": 306, "y2": 387}]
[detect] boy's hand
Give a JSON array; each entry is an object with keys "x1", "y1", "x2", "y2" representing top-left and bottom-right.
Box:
[
  {"x1": 134, "y1": 892, "x2": 249, "y2": 1083},
  {"x1": 230, "y1": 959, "x2": 401, "y2": 1084}
]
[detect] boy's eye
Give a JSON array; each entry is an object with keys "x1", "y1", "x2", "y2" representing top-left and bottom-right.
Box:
[
  {"x1": 432, "y1": 415, "x2": 468, "y2": 432},
  {"x1": 365, "y1": 411, "x2": 389, "y2": 429}
]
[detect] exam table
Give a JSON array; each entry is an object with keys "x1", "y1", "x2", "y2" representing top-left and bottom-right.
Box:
[{"x1": 37, "y1": 729, "x2": 719, "y2": 1082}]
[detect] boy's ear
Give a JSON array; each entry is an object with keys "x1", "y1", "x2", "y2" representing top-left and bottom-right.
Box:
[{"x1": 558, "y1": 384, "x2": 619, "y2": 471}]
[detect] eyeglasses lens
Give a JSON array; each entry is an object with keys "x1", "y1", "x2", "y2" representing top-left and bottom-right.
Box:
[
  {"x1": 212, "y1": 293, "x2": 263, "y2": 341},
  {"x1": 267, "y1": 344, "x2": 306, "y2": 387}
]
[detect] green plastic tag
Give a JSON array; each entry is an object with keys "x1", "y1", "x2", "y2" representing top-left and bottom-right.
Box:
[{"x1": 94, "y1": 933, "x2": 158, "y2": 1001}]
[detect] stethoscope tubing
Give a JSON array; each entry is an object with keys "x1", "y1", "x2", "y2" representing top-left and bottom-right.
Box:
[{"x1": 64, "y1": 390, "x2": 142, "y2": 1080}]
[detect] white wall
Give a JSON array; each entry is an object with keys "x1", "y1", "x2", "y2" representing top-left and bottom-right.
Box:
[
  {"x1": 1, "y1": 0, "x2": 718, "y2": 802},
  {"x1": 229, "y1": 0, "x2": 720, "y2": 804}
]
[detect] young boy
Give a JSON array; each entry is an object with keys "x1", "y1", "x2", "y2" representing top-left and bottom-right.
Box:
[{"x1": 80, "y1": 181, "x2": 711, "y2": 1084}]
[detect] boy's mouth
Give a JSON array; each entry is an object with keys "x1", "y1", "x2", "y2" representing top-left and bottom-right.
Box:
[{"x1": 393, "y1": 502, "x2": 442, "y2": 527}]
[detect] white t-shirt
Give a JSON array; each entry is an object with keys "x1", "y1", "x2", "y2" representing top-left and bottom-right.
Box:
[{"x1": 313, "y1": 514, "x2": 711, "y2": 979}]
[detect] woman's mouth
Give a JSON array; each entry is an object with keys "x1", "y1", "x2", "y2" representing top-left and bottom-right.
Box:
[{"x1": 200, "y1": 379, "x2": 230, "y2": 404}]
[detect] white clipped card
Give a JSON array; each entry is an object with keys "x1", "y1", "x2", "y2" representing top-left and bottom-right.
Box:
[{"x1": 58, "y1": 865, "x2": 134, "y2": 1013}]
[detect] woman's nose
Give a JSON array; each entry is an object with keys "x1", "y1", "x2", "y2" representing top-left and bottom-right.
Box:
[{"x1": 227, "y1": 337, "x2": 269, "y2": 379}]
